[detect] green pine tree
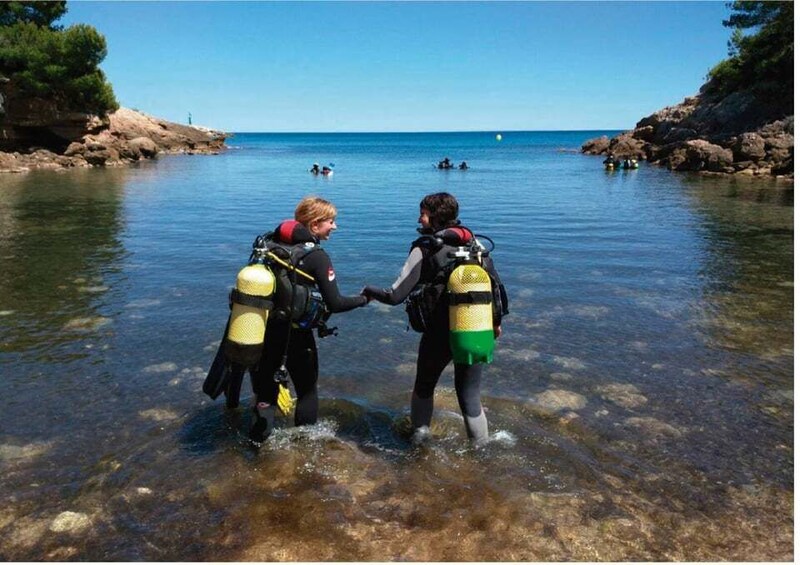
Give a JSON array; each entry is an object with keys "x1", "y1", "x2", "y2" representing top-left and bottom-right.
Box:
[
  {"x1": 706, "y1": 1, "x2": 793, "y2": 112},
  {"x1": 0, "y1": 1, "x2": 118, "y2": 115}
]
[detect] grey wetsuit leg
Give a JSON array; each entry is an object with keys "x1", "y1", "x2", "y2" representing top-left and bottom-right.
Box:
[{"x1": 455, "y1": 363, "x2": 489, "y2": 441}]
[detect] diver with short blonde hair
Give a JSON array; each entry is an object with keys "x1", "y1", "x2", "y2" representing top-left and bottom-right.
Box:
[
  {"x1": 248, "y1": 195, "x2": 368, "y2": 443},
  {"x1": 294, "y1": 196, "x2": 337, "y2": 227}
]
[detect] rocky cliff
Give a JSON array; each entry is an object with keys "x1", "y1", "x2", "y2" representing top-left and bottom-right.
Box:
[
  {"x1": 0, "y1": 86, "x2": 227, "y2": 174},
  {"x1": 581, "y1": 87, "x2": 793, "y2": 179}
]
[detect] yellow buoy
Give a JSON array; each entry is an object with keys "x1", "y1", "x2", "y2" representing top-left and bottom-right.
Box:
[{"x1": 495, "y1": 134, "x2": 502, "y2": 141}]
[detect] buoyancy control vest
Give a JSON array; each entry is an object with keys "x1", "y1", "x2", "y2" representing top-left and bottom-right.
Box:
[
  {"x1": 405, "y1": 226, "x2": 509, "y2": 364},
  {"x1": 257, "y1": 220, "x2": 330, "y2": 330}
]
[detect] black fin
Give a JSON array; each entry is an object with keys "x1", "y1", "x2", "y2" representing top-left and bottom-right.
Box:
[
  {"x1": 203, "y1": 317, "x2": 232, "y2": 400},
  {"x1": 224, "y1": 365, "x2": 245, "y2": 409},
  {"x1": 203, "y1": 338, "x2": 232, "y2": 400}
]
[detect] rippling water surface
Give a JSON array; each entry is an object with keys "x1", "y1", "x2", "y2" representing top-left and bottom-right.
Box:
[{"x1": 0, "y1": 132, "x2": 793, "y2": 560}]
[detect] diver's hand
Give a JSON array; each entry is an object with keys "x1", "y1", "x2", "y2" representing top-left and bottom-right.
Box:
[
  {"x1": 494, "y1": 325, "x2": 502, "y2": 339},
  {"x1": 361, "y1": 285, "x2": 383, "y2": 301},
  {"x1": 359, "y1": 287, "x2": 373, "y2": 304}
]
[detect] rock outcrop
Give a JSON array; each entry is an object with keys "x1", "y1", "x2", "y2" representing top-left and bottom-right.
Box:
[
  {"x1": 582, "y1": 89, "x2": 793, "y2": 178},
  {"x1": 0, "y1": 83, "x2": 227, "y2": 174}
]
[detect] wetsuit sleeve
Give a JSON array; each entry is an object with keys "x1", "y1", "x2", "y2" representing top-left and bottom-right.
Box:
[
  {"x1": 301, "y1": 249, "x2": 367, "y2": 313},
  {"x1": 362, "y1": 247, "x2": 423, "y2": 306}
]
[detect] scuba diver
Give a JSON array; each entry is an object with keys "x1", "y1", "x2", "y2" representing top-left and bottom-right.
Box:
[
  {"x1": 458, "y1": 161, "x2": 469, "y2": 170},
  {"x1": 622, "y1": 157, "x2": 639, "y2": 169},
  {"x1": 321, "y1": 165, "x2": 333, "y2": 176},
  {"x1": 246, "y1": 197, "x2": 369, "y2": 442},
  {"x1": 361, "y1": 192, "x2": 508, "y2": 442},
  {"x1": 309, "y1": 163, "x2": 321, "y2": 175},
  {"x1": 437, "y1": 157, "x2": 453, "y2": 170}
]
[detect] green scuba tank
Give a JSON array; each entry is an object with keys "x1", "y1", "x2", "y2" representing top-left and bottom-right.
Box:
[
  {"x1": 447, "y1": 249, "x2": 495, "y2": 365},
  {"x1": 224, "y1": 262, "x2": 275, "y2": 368}
]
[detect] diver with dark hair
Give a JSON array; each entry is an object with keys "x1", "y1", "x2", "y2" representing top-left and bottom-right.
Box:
[
  {"x1": 362, "y1": 192, "x2": 507, "y2": 442},
  {"x1": 248, "y1": 196, "x2": 368, "y2": 443}
]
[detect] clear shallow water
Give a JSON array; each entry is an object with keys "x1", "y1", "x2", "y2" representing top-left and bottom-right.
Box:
[{"x1": 0, "y1": 131, "x2": 792, "y2": 560}]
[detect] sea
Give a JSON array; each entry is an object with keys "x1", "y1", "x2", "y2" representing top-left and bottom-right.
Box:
[{"x1": 0, "y1": 131, "x2": 793, "y2": 560}]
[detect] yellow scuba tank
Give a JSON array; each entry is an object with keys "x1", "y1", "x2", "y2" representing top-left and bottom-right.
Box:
[
  {"x1": 224, "y1": 262, "x2": 275, "y2": 368},
  {"x1": 447, "y1": 255, "x2": 495, "y2": 365}
]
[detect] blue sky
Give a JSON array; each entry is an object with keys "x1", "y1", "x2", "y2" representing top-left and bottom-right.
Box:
[{"x1": 62, "y1": 1, "x2": 732, "y2": 132}]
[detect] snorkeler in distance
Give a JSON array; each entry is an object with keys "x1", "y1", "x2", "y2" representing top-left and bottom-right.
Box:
[{"x1": 310, "y1": 163, "x2": 334, "y2": 176}]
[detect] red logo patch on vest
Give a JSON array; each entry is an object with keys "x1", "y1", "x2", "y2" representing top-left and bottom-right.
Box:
[{"x1": 327, "y1": 267, "x2": 336, "y2": 281}]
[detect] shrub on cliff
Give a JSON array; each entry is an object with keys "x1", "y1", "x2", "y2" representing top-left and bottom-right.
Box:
[
  {"x1": 705, "y1": 1, "x2": 793, "y2": 113},
  {"x1": 0, "y1": 1, "x2": 118, "y2": 115}
]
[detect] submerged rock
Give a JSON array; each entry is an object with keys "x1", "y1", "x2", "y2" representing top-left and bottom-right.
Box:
[
  {"x1": 61, "y1": 316, "x2": 111, "y2": 331},
  {"x1": 552, "y1": 356, "x2": 587, "y2": 370},
  {"x1": 46, "y1": 547, "x2": 80, "y2": 560},
  {"x1": 394, "y1": 362, "x2": 416, "y2": 376},
  {"x1": 139, "y1": 408, "x2": 180, "y2": 422},
  {"x1": 550, "y1": 372, "x2": 574, "y2": 382},
  {"x1": 502, "y1": 348, "x2": 541, "y2": 361},
  {"x1": 50, "y1": 511, "x2": 91, "y2": 533},
  {"x1": 528, "y1": 389, "x2": 587, "y2": 413},
  {"x1": 0, "y1": 441, "x2": 50, "y2": 461},
  {"x1": 623, "y1": 416, "x2": 682, "y2": 438},
  {"x1": 597, "y1": 383, "x2": 648, "y2": 409},
  {"x1": 142, "y1": 362, "x2": 178, "y2": 373}
]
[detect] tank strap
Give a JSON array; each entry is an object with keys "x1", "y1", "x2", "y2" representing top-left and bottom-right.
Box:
[
  {"x1": 448, "y1": 291, "x2": 493, "y2": 305},
  {"x1": 229, "y1": 288, "x2": 274, "y2": 310}
]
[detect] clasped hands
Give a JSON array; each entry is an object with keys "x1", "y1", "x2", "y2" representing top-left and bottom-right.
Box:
[{"x1": 360, "y1": 285, "x2": 383, "y2": 303}]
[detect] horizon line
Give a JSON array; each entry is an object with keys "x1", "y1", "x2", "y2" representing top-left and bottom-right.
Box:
[{"x1": 224, "y1": 128, "x2": 627, "y2": 135}]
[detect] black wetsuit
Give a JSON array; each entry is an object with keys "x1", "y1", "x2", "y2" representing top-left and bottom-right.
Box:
[
  {"x1": 363, "y1": 225, "x2": 503, "y2": 440},
  {"x1": 250, "y1": 225, "x2": 367, "y2": 441}
]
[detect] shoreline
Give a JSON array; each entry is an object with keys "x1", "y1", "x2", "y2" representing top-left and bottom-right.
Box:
[
  {"x1": 0, "y1": 107, "x2": 228, "y2": 174},
  {"x1": 581, "y1": 94, "x2": 793, "y2": 180}
]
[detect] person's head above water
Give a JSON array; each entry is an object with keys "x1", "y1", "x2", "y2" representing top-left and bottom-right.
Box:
[
  {"x1": 419, "y1": 192, "x2": 459, "y2": 231},
  {"x1": 295, "y1": 196, "x2": 337, "y2": 240}
]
